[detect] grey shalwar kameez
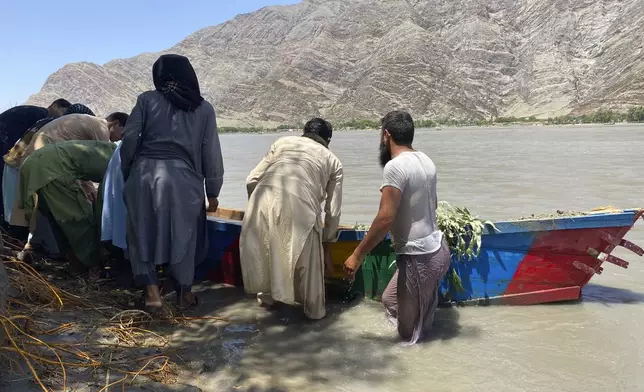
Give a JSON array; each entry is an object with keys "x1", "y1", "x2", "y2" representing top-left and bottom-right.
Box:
[{"x1": 120, "y1": 90, "x2": 223, "y2": 295}]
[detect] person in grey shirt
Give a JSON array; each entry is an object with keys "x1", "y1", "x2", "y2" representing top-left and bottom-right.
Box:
[{"x1": 344, "y1": 111, "x2": 450, "y2": 344}]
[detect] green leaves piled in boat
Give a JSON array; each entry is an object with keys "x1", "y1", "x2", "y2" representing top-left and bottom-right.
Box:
[
  {"x1": 352, "y1": 202, "x2": 496, "y2": 299},
  {"x1": 449, "y1": 268, "x2": 465, "y2": 293},
  {"x1": 354, "y1": 201, "x2": 498, "y2": 297},
  {"x1": 353, "y1": 201, "x2": 497, "y2": 261},
  {"x1": 437, "y1": 201, "x2": 497, "y2": 261},
  {"x1": 353, "y1": 201, "x2": 496, "y2": 261}
]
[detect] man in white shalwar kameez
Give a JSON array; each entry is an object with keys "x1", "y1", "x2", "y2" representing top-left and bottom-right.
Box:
[{"x1": 240, "y1": 119, "x2": 343, "y2": 320}]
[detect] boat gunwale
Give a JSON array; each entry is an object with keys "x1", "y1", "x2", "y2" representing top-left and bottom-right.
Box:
[{"x1": 207, "y1": 209, "x2": 643, "y2": 239}]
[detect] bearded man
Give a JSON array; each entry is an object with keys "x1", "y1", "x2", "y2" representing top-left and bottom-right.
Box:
[{"x1": 344, "y1": 110, "x2": 450, "y2": 344}]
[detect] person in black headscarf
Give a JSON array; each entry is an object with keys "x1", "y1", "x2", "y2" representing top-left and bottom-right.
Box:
[
  {"x1": 120, "y1": 54, "x2": 224, "y2": 314},
  {"x1": 152, "y1": 54, "x2": 204, "y2": 112}
]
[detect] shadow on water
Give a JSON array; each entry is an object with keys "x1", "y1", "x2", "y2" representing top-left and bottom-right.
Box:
[
  {"x1": 537, "y1": 284, "x2": 644, "y2": 307},
  {"x1": 580, "y1": 283, "x2": 644, "y2": 305},
  {"x1": 424, "y1": 306, "x2": 479, "y2": 343},
  {"x1": 229, "y1": 387, "x2": 288, "y2": 392},
  {"x1": 161, "y1": 140, "x2": 403, "y2": 390},
  {"x1": 162, "y1": 284, "x2": 402, "y2": 391},
  {"x1": 349, "y1": 299, "x2": 478, "y2": 346}
]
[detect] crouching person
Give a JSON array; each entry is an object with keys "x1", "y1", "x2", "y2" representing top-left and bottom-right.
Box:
[{"x1": 18, "y1": 140, "x2": 117, "y2": 280}]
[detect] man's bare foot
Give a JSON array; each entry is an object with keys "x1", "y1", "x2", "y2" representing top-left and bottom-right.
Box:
[{"x1": 141, "y1": 285, "x2": 164, "y2": 314}]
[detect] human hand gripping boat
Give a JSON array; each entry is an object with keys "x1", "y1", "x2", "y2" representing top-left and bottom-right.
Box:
[{"x1": 202, "y1": 206, "x2": 643, "y2": 306}]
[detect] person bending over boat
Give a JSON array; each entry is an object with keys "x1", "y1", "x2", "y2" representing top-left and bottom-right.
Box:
[
  {"x1": 0, "y1": 104, "x2": 51, "y2": 239},
  {"x1": 120, "y1": 54, "x2": 223, "y2": 313},
  {"x1": 3, "y1": 99, "x2": 73, "y2": 186},
  {"x1": 18, "y1": 140, "x2": 117, "y2": 279},
  {"x1": 240, "y1": 118, "x2": 343, "y2": 320},
  {"x1": 98, "y1": 139, "x2": 128, "y2": 253},
  {"x1": 2, "y1": 99, "x2": 73, "y2": 230},
  {"x1": 11, "y1": 110, "x2": 128, "y2": 261},
  {"x1": 344, "y1": 111, "x2": 450, "y2": 345},
  {"x1": 95, "y1": 113, "x2": 130, "y2": 253},
  {"x1": 14, "y1": 99, "x2": 73, "y2": 139}
]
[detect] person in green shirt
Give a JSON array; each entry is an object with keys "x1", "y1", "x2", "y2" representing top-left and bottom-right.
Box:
[{"x1": 18, "y1": 140, "x2": 117, "y2": 279}]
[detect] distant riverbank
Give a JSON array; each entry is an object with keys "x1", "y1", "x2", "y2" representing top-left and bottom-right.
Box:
[
  {"x1": 219, "y1": 121, "x2": 644, "y2": 134},
  {"x1": 218, "y1": 106, "x2": 644, "y2": 134}
]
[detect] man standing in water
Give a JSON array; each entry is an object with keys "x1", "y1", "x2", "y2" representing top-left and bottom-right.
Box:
[
  {"x1": 240, "y1": 118, "x2": 343, "y2": 320},
  {"x1": 344, "y1": 111, "x2": 450, "y2": 344}
]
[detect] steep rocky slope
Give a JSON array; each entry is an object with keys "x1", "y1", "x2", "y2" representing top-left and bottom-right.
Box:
[{"x1": 26, "y1": 0, "x2": 644, "y2": 126}]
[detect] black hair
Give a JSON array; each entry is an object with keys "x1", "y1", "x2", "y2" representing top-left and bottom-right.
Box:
[
  {"x1": 64, "y1": 103, "x2": 95, "y2": 116},
  {"x1": 50, "y1": 99, "x2": 72, "y2": 109},
  {"x1": 381, "y1": 110, "x2": 414, "y2": 146},
  {"x1": 303, "y1": 118, "x2": 333, "y2": 141},
  {"x1": 106, "y1": 112, "x2": 129, "y2": 127}
]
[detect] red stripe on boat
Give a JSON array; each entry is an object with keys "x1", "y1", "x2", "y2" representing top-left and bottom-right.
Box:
[{"x1": 504, "y1": 226, "x2": 629, "y2": 304}]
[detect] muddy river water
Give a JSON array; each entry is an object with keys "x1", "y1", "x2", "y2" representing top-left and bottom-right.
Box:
[{"x1": 186, "y1": 125, "x2": 644, "y2": 392}]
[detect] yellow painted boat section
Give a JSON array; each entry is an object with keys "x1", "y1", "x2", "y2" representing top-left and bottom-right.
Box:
[
  {"x1": 208, "y1": 207, "x2": 363, "y2": 280},
  {"x1": 328, "y1": 241, "x2": 361, "y2": 280}
]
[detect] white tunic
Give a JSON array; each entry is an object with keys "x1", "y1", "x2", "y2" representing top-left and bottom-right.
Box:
[{"x1": 240, "y1": 136, "x2": 343, "y2": 319}]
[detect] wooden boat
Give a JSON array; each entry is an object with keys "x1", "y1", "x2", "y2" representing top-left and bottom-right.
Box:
[{"x1": 199, "y1": 207, "x2": 643, "y2": 305}]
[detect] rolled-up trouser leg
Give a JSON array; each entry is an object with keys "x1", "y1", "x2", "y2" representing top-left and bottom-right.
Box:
[
  {"x1": 382, "y1": 269, "x2": 398, "y2": 321},
  {"x1": 395, "y1": 259, "x2": 417, "y2": 342},
  {"x1": 395, "y1": 243, "x2": 452, "y2": 344}
]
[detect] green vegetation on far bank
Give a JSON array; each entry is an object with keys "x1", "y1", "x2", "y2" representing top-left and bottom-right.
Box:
[
  {"x1": 218, "y1": 106, "x2": 644, "y2": 133},
  {"x1": 546, "y1": 106, "x2": 644, "y2": 125}
]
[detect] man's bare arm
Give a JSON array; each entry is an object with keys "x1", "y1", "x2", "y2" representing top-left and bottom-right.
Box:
[{"x1": 352, "y1": 186, "x2": 401, "y2": 260}]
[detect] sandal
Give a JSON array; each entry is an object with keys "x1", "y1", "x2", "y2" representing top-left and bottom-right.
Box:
[
  {"x1": 176, "y1": 295, "x2": 199, "y2": 312},
  {"x1": 144, "y1": 304, "x2": 164, "y2": 316},
  {"x1": 135, "y1": 294, "x2": 164, "y2": 315},
  {"x1": 17, "y1": 249, "x2": 43, "y2": 264}
]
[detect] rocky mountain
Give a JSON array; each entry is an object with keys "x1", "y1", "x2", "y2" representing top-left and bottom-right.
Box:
[{"x1": 26, "y1": 0, "x2": 644, "y2": 126}]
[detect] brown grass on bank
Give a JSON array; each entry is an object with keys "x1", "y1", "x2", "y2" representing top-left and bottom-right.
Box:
[{"x1": 0, "y1": 234, "x2": 225, "y2": 392}]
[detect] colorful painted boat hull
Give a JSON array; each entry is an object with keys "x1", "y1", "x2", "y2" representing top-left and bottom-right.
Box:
[
  {"x1": 200, "y1": 208, "x2": 643, "y2": 305},
  {"x1": 444, "y1": 209, "x2": 643, "y2": 305}
]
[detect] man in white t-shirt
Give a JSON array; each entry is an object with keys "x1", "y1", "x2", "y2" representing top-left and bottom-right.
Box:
[{"x1": 344, "y1": 110, "x2": 451, "y2": 344}]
